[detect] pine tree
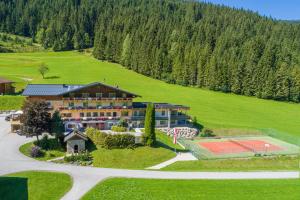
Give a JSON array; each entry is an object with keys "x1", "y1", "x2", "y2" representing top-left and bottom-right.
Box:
[
  {"x1": 142, "y1": 103, "x2": 156, "y2": 146},
  {"x1": 50, "y1": 110, "x2": 65, "y2": 140}
]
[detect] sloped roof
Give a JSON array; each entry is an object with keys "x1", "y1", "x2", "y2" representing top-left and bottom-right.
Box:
[
  {"x1": 0, "y1": 78, "x2": 14, "y2": 84},
  {"x1": 22, "y1": 82, "x2": 140, "y2": 97},
  {"x1": 64, "y1": 130, "x2": 88, "y2": 142}
]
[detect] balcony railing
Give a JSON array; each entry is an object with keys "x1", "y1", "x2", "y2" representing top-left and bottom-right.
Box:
[
  {"x1": 62, "y1": 97, "x2": 133, "y2": 101},
  {"x1": 62, "y1": 117, "x2": 124, "y2": 122},
  {"x1": 59, "y1": 106, "x2": 132, "y2": 110}
]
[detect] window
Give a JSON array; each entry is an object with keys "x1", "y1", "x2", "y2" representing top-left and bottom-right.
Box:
[
  {"x1": 161, "y1": 110, "x2": 166, "y2": 116},
  {"x1": 133, "y1": 111, "x2": 138, "y2": 116},
  {"x1": 69, "y1": 93, "x2": 75, "y2": 98},
  {"x1": 82, "y1": 93, "x2": 89, "y2": 98},
  {"x1": 109, "y1": 93, "x2": 116, "y2": 98},
  {"x1": 96, "y1": 102, "x2": 102, "y2": 108},
  {"x1": 123, "y1": 102, "x2": 128, "y2": 107},
  {"x1": 80, "y1": 113, "x2": 84, "y2": 117},
  {"x1": 46, "y1": 101, "x2": 51, "y2": 107},
  {"x1": 160, "y1": 120, "x2": 167, "y2": 125},
  {"x1": 62, "y1": 113, "x2": 72, "y2": 118},
  {"x1": 93, "y1": 112, "x2": 98, "y2": 117},
  {"x1": 106, "y1": 112, "x2": 111, "y2": 117},
  {"x1": 96, "y1": 93, "x2": 102, "y2": 98},
  {"x1": 113, "y1": 112, "x2": 117, "y2": 117},
  {"x1": 100, "y1": 112, "x2": 105, "y2": 117},
  {"x1": 68, "y1": 102, "x2": 74, "y2": 107},
  {"x1": 86, "y1": 112, "x2": 91, "y2": 117},
  {"x1": 122, "y1": 93, "x2": 127, "y2": 98},
  {"x1": 171, "y1": 120, "x2": 176, "y2": 125},
  {"x1": 171, "y1": 110, "x2": 177, "y2": 116},
  {"x1": 121, "y1": 111, "x2": 129, "y2": 117},
  {"x1": 83, "y1": 102, "x2": 88, "y2": 108}
]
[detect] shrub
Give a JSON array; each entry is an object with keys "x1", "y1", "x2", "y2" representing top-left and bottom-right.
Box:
[
  {"x1": 118, "y1": 119, "x2": 128, "y2": 128},
  {"x1": 103, "y1": 134, "x2": 135, "y2": 149},
  {"x1": 85, "y1": 128, "x2": 107, "y2": 146},
  {"x1": 34, "y1": 135, "x2": 61, "y2": 150},
  {"x1": 200, "y1": 128, "x2": 215, "y2": 137},
  {"x1": 64, "y1": 150, "x2": 92, "y2": 165},
  {"x1": 30, "y1": 146, "x2": 44, "y2": 157},
  {"x1": 111, "y1": 125, "x2": 127, "y2": 132}
]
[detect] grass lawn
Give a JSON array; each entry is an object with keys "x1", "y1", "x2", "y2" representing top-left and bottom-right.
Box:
[
  {"x1": 162, "y1": 156, "x2": 300, "y2": 171},
  {"x1": 90, "y1": 131, "x2": 181, "y2": 169},
  {"x1": 0, "y1": 171, "x2": 72, "y2": 200},
  {"x1": 91, "y1": 145, "x2": 176, "y2": 169},
  {"x1": 19, "y1": 141, "x2": 65, "y2": 161},
  {"x1": 1, "y1": 51, "x2": 300, "y2": 138},
  {"x1": 81, "y1": 178, "x2": 300, "y2": 200}
]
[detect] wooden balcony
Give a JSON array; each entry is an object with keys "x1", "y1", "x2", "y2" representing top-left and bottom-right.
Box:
[
  {"x1": 62, "y1": 97, "x2": 133, "y2": 101},
  {"x1": 59, "y1": 106, "x2": 132, "y2": 111}
]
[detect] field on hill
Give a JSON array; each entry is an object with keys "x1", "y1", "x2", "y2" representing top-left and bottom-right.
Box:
[
  {"x1": 1, "y1": 51, "x2": 300, "y2": 137},
  {"x1": 81, "y1": 178, "x2": 300, "y2": 200},
  {"x1": 0, "y1": 32, "x2": 44, "y2": 53}
]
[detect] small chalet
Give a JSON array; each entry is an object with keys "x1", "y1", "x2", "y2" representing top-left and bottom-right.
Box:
[
  {"x1": 0, "y1": 78, "x2": 15, "y2": 94},
  {"x1": 64, "y1": 129, "x2": 88, "y2": 154}
]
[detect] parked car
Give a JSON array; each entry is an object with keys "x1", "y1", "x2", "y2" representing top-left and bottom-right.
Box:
[{"x1": 5, "y1": 114, "x2": 11, "y2": 121}]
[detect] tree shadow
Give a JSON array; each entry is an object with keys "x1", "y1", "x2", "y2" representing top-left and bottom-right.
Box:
[
  {"x1": 0, "y1": 177, "x2": 28, "y2": 200},
  {"x1": 44, "y1": 76, "x2": 60, "y2": 79}
]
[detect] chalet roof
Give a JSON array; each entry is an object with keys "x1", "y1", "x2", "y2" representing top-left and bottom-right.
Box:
[
  {"x1": 64, "y1": 129, "x2": 88, "y2": 142},
  {"x1": 132, "y1": 102, "x2": 189, "y2": 110},
  {"x1": 0, "y1": 78, "x2": 14, "y2": 84},
  {"x1": 22, "y1": 82, "x2": 140, "y2": 97}
]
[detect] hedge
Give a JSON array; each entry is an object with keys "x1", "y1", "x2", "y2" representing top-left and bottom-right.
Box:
[
  {"x1": 103, "y1": 134, "x2": 135, "y2": 149},
  {"x1": 111, "y1": 126, "x2": 127, "y2": 132},
  {"x1": 85, "y1": 128, "x2": 135, "y2": 149}
]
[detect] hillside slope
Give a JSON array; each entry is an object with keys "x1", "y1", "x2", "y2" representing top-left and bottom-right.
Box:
[
  {"x1": 0, "y1": 51, "x2": 300, "y2": 136},
  {"x1": 1, "y1": 0, "x2": 300, "y2": 102}
]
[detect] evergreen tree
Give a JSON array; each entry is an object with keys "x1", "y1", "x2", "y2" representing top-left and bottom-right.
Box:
[
  {"x1": 50, "y1": 110, "x2": 65, "y2": 140},
  {"x1": 142, "y1": 103, "x2": 156, "y2": 146}
]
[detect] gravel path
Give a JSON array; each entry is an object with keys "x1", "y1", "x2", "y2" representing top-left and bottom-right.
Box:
[{"x1": 0, "y1": 118, "x2": 298, "y2": 200}]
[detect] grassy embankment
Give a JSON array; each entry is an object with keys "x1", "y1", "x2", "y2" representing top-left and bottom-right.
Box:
[
  {"x1": 0, "y1": 171, "x2": 72, "y2": 200},
  {"x1": 81, "y1": 178, "x2": 300, "y2": 200}
]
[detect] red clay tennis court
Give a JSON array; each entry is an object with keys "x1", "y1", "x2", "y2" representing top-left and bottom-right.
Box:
[{"x1": 199, "y1": 139, "x2": 283, "y2": 154}]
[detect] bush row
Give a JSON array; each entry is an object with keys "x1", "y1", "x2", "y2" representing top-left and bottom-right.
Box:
[{"x1": 85, "y1": 128, "x2": 135, "y2": 149}]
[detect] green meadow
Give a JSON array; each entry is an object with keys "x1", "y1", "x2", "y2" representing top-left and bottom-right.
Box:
[
  {"x1": 1, "y1": 51, "x2": 300, "y2": 136},
  {"x1": 81, "y1": 178, "x2": 300, "y2": 200}
]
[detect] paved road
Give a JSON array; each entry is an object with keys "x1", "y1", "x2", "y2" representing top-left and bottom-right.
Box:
[{"x1": 0, "y1": 118, "x2": 299, "y2": 200}]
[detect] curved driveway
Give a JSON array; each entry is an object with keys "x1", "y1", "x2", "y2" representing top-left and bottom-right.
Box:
[{"x1": 0, "y1": 118, "x2": 298, "y2": 200}]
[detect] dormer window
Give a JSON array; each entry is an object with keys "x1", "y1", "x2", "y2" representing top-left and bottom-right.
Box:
[
  {"x1": 109, "y1": 93, "x2": 116, "y2": 98},
  {"x1": 82, "y1": 93, "x2": 89, "y2": 98}
]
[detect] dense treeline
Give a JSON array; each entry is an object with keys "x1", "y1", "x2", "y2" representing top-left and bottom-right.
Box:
[{"x1": 1, "y1": 0, "x2": 300, "y2": 102}]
